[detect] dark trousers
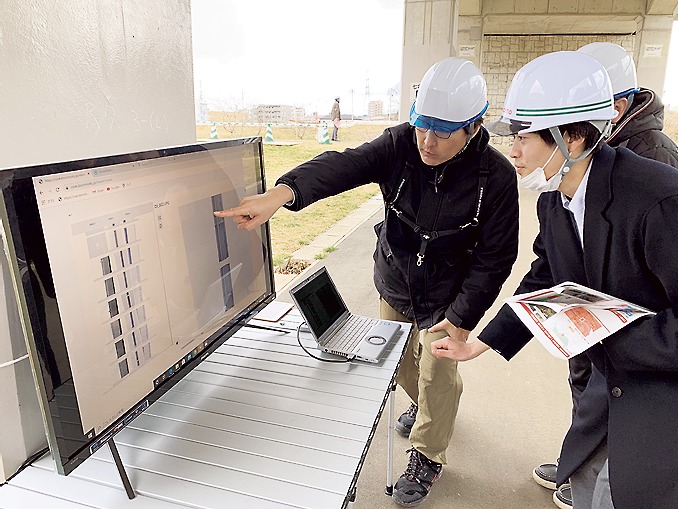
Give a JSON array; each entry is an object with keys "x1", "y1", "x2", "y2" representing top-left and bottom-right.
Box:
[{"x1": 569, "y1": 353, "x2": 593, "y2": 416}]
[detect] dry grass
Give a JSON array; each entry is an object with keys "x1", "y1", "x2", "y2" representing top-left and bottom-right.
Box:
[
  {"x1": 199, "y1": 111, "x2": 678, "y2": 269},
  {"x1": 197, "y1": 122, "x2": 394, "y2": 266}
]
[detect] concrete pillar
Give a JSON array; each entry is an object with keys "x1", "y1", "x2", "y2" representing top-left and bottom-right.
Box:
[
  {"x1": 400, "y1": 0, "x2": 460, "y2": 121},
  {"x1": 634, "y1": 15, "x2": 675, "y2": 97},
  {"x1": 0, "y1": 0, "x2": 195, "y2": 482}
]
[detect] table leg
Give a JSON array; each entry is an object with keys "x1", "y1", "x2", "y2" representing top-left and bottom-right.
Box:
[
  {"x1": 347, "y1": 486, "x2": 357, "y2": 507},
  {"x1": 385, "y1": 383, "x2": 396, "y2": 496}
]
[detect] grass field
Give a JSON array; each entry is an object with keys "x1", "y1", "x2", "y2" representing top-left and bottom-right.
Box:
[
  {"x1": 196, "y1": 122, "x2": 393, "y2": 267},
  {"x1": 198, "y1": 110, "x2": 678, "y2": 269}
]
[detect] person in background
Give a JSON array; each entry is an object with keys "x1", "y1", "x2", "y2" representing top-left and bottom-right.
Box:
[
  {"x1": 532, "y1": 41, "x2": 678, "y2": 509},
  {"x1": 431, "y1": 50, "x2": 678, "y2": 509},
  {"x1": 215, "y1": 57, "x2": 520, "y2": 507},
  {"x1": 581, "y1": 42, "x2": 678, "y2": 165},
  {"x1": 331, "y1": 97, "x2": 341, "y2": 141}
]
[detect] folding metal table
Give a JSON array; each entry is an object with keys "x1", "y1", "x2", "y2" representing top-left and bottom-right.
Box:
[{"x1": 0, "y1": 308, "x2": 410, "y2": 509}]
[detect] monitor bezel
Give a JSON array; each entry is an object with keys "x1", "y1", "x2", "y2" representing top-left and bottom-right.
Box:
[{"x1": 0, "y1": 137, "x2": 275, "y2": 475}]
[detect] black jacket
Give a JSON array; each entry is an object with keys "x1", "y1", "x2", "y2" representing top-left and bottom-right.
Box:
[
  {"x1": 478, "y1": 145, "x2": 678, "y2": 509},
  {"x1": 607, "y1": 88, "x2": 678, "y2": 166},
  {"x1": 277, "y1": 123, "x2": 519, "y2": 329}
]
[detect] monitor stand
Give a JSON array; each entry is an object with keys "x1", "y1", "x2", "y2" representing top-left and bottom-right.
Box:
[{"x1": 109, "y1": 439, "x2": 136, "y2": 499}]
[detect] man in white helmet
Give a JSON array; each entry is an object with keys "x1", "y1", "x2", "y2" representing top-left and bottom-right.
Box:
[
  {"x1": 580, "y1": 42, "x2": 678, "y2": 166},
  {"x1": 430, "y1": 50, "x2": 678, "y2": 509},
  {"x1": 533, "y1": 42, "x2": 678, "y2": 509},
  {"x1": 215, "y1": 57, "x2": 520, "y2": 507}
]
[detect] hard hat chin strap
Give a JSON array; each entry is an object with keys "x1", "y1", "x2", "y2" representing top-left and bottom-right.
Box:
[{"x1": 548, "y1": 122, "x2": 610, "y2": 175}]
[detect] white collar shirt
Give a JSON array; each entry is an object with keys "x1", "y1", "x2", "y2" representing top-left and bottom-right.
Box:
[{"x1": 560, "y1": 160, "x2": 593, "y2": 249}]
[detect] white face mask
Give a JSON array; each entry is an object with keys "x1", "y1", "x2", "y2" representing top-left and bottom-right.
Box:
[{"x1": 519, "y1": 146, "x2": 566, "y2": 192}]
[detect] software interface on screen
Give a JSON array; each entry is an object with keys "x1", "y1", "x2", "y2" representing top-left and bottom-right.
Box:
[{"x1": 31, "y1": 142, "x2": 268, "y2": 439}]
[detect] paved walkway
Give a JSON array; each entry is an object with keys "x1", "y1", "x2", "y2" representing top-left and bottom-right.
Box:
[
  {"x1": 273, "y1": 194, "x2": 385, "y2": 292},
  {"x1": 272, "y1": 188, "x2": 573, "y2": 509}
]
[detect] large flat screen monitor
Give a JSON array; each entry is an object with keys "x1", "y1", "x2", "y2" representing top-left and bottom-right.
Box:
[{"x1": 0, "y1": 137, "x2": 275, "y2": 475}]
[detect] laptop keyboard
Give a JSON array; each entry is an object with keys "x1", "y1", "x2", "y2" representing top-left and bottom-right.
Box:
[{"x1": 325, "y1": 315, "x2": 378, "y2": 352}]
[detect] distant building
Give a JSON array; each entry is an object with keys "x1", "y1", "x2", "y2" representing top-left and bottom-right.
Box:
[
  {"x1": 368, "y1": 100, "x2": 384, "y2": 118},
  {"x1": 250, "y1": 104, "x2": 306, "y2": 123}
]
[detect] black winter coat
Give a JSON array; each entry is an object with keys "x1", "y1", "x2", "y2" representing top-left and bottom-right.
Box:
[
  {"x1": 478, "y1": 145, "x2": 678, "y2": 509},
  {"x1": 607, "y1": 88, "x2": 678, "y2": 166},
  {"x1": 277, "y1": 123, "x2": 519, "y2": 329}
]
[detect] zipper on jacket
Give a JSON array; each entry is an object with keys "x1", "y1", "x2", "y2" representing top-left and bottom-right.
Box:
[{"x1": 434, "y1": 169, "x2": 442, "y2": 193}]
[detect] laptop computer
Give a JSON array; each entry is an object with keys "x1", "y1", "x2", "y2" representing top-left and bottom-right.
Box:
[{"x1": 289, "y1": 267, "x2": 401, "y2": 363}]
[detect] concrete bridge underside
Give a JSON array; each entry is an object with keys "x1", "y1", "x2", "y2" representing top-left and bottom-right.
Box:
[{"x1": 400, "y1": 0, "x2": 678, "y2": 122}]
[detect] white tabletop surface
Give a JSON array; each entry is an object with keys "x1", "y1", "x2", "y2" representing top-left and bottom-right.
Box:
[{"x1": 0, "y1": 307, "x2": 410, "y2": 509}]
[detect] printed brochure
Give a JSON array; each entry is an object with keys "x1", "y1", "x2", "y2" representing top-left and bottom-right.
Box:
[{"x1": 505, "y1": 282, "x2": 654, "y2": 359}]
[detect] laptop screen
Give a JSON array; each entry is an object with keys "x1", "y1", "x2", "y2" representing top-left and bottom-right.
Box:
[{"x1": 291, "y1": 269, "x2": 347, "y2": 337}]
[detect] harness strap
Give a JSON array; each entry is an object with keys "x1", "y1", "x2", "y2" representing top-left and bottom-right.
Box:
[{"x1": 386, "y1": 150, "x2": 490, "y2": 267}]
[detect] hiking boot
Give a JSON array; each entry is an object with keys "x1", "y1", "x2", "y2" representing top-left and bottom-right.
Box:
[
  {"x1": 533, "y1": 462, "x2": 558, "y2": 490},
  {"x1": 392, "y1": 448, "x2": 442, "y2": 507},
  {"x1": 395, "y1": 403, "x2": 418, "y2": 437},
  {"x1": 553, "y1": 484, "x2": 573, "y2": 508}
]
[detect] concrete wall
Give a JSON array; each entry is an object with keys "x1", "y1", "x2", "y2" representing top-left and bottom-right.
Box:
[
  {"x1": 636, "y1": 15, "x2": 676, "y2": 98},
  {"x1": 0, "y1": 0, "x2": 195, "y2": 482},
  {"x1": 1, "y1": 1, "x2": 195, "y2": 169},
  {"x1": 483, "y1": 34, "x2": 636, "y2": 146},
  {"x1": 400, "y1": 0, "x2": 678, "y2": 121},
  {"x1": 401, "y1": 0, "x2": 461, "y2": 110}
]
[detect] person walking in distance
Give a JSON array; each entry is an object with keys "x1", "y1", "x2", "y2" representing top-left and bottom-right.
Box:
[{"x1": 331, "y1": 97, "x2": 341, "y2": 141}]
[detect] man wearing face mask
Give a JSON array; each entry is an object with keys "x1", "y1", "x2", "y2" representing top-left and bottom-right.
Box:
[
  {"x1": 429, "y1": 51, "x2": 678, "y2": 509},
  {"x1": 215, "y1": 57, "x2": 520, "y2": 507},
  {"x1": 532, "y1": 42, "x2": 678, "y2": 509}
]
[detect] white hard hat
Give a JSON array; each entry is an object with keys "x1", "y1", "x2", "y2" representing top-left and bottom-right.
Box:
[
  {"x1": 488, "y1": 51, "x2": 616, "y2": 136},
  {"x1": 410, "y1": 57, "x2": 488, "y2": 133},
  {"x1": 577, "y1": 42, "x2": 638, "y2": 98}
]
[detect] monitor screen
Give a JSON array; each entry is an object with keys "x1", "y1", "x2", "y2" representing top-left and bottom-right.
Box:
[{"x1": 0, "y1": 138, "x2": 275, "y2": 475}]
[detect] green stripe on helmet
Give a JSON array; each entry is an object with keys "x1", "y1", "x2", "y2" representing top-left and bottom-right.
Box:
[
  {"x1": 516, "y1": 99, "x2": 611, "y2": 116},
  {"x1": 516, "y1": 103, "x2": 612, "y2": 118}
]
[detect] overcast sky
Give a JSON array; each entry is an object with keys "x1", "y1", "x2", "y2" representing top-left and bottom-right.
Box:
[
  {"x1": 191, "y1": 0, "x2": 404, "y2": 116},
  {"x1": 191, "y1": 3, "x2": 678, "y2": 116}
]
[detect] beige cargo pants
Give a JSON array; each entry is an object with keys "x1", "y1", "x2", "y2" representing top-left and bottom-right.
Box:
[{"x1": 380, "y1": 299, "x2": 463, "y2": 465}]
